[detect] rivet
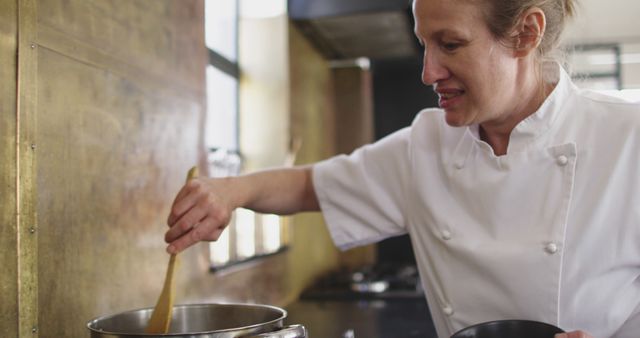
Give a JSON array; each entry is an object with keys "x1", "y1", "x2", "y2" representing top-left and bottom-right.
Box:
[
  {"x1": 29, "y1": 227, "x2": 36, "y2": 234},
  {"x1": 32, "y1": 326, "x2": 37, "y2": 333},
  {"x1": 31, "y1": 143, "x2": 36, "y2": 150},
  {"x1": 30, "y1": 44, "x2": 36, "y2": 49}
]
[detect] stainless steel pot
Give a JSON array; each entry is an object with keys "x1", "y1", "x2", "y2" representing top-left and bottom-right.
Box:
[{"x1": 87, "y1": 303, "x2": 307, "y2": 338}]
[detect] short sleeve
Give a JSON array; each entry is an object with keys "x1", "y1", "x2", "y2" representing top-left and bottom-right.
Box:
[{"x1": 312, "y1": 127, "x2": 412, "y2": 250}]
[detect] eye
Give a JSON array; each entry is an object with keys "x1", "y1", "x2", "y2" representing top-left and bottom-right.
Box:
[{"x1": 442, "y1": 42, "x2": 460, "y2": 52}]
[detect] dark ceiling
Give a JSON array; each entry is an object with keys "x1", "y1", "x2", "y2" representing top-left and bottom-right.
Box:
[{"x1": 288, "y1": 0, "x2": 419, "y2": 60}]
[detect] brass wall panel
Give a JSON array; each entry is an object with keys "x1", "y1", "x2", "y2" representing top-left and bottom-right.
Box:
[
  {"x1": 331, "y1": 67, "x2": 376, "y2": 269},
  {"x1": 32, "y1": 0, "x2": 205, "y2": 336},
  {"x1": 289, "y1": 23, "x2": 336, "y2": 163},
  {"x1": 37, "y1": 0, "x2": 205, "y2": 95},
  {"x1": 0, "y1": 0, "x2": 18, "y2": 336},
  {"x1": 332, "y1": 67, "x2": 374, "y2": 155},
  {"x1": 16, "y1": 0, "x2": 39, "y2": 336},
  {"x1": 287, "y1": 22, "x2": 342, "y2": 300},
  {"x1": 35, "y1": 46, "x2": 201, "y2": 337}
]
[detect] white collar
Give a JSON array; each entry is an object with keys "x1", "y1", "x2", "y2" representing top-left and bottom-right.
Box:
[
  {"x1": 466, "y1": 63, "x2": 575, "y2": 154},
  {"x1": 451, "y1": 64, "x2": 576, "y2": 169}
]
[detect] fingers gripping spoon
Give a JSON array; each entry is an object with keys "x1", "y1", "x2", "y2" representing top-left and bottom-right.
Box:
[{"x1": 145, "y1": 166, "x2": 199, "y2": 334}]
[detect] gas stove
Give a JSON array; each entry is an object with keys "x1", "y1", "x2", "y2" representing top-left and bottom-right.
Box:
[{"x1": 301, "y1": 263, "x2": 423, "y2": 300}]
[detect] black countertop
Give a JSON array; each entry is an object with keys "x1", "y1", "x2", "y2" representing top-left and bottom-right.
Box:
[{"x1": 285, "y1": 298, "x2": 438, "y2": 338}]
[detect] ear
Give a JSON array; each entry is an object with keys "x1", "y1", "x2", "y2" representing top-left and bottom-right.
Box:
[{"x1": 513, "y1": 7, "x2": 546, "y2": 57}]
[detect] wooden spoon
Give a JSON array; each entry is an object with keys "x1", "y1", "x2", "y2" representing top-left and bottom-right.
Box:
[{"x1": 146, "y1": 166, "x2": 199, "y2": 334}]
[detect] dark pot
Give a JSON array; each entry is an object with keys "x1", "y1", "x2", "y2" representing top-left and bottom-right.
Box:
[{"x1": 451, "y1": 320, "x2": 564, "y2": 338}]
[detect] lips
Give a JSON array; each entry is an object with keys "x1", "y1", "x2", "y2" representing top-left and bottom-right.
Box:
[
  {"x1": 439, "y1": 92, "x2": 461, "y2": 99},
  {"x1": 436, "y1": 88, "x2": 465, "y2": 109}
]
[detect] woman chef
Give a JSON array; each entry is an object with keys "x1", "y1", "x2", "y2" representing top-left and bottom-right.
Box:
[{"x1": 164, "y1": 0, "x2": 640, "y2": 337}]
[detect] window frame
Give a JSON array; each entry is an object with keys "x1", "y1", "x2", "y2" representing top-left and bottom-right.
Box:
[
  {"x1": 566, "y1": 43, "x2": 623, "y2": 90},
  {"x1": 204, "y1": 0, "x2": 289, "y2": 271}
]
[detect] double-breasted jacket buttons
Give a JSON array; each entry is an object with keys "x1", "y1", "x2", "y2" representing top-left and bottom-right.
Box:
[
  {"x1": 556, "y1": 155, "x2": 569, "y2": 166},
  {"x1": 443, "y1": 305, "x2": 454, "y2": 316},
  {"x1": 545, "y1": 242, "x2": 559, "y2": 254}
]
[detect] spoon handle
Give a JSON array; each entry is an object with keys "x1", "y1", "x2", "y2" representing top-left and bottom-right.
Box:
[{"x1": 145, "y1": 166, "x2": 198, "y2": 333}]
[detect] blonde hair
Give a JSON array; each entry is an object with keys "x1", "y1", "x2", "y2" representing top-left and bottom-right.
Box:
[{"x1": 482, "y1": 0, "x2": 577, "y2": 57}]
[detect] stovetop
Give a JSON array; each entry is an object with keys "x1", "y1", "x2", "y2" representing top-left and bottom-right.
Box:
[
  {"x1": 301, "y1": 263, "x2": 424, "y2": 300},
  {"x1": 285, "y1": 298, "x2": 437, "y2": 338}
]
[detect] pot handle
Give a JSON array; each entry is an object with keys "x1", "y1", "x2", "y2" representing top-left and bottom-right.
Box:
[{"x1": 245, "y1": 324, "x2": 307, "y2": 338}]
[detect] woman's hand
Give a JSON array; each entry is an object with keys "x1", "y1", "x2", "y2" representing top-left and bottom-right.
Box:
[
  {"x1": 165, "y1": 177, "x2": 238, "y2": 254},
  {"x1": 555, "y1": 331, "x2": 594, "y2": 338}
]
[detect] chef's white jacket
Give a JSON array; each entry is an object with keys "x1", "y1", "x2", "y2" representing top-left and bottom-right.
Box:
[{"x1": 312, "y1": 66, "x2": 640, "y2": 338}]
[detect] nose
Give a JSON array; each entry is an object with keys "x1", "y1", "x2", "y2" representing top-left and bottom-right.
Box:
[{"x1": 421, "y1": 48, "x2": 449, "y2": 85}]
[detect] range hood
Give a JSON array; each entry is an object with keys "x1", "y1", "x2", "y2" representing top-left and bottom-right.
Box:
[{"x1": 288, "y1": 0, "x2": 418, "y2": 60}]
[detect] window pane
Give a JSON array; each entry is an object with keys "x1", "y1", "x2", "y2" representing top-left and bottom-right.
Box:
[
  {"x1": 210, "y1": 229, "x2": 231, "y2": 266},
  {"x1": 206, "y1": 65, "x2": 238, "y2": 150},
  {"x1": 205, "y1": 0, "x2": 237, "y2": 61},
  {"x1": 240, "y1": 0, "x2": 286, "y2": 18},
  {"x1": 261, "y1": 214, "x2": 281, "y2": 254},
  {"x1": 208, "y1": 148, "x2": 241, "y2": 178},
  {"x1": 235, "y1": 208, "x2": 256, "y2": 259},
  {"x1": 568, "y1": 49, "x2": 618, "y2": 75}
]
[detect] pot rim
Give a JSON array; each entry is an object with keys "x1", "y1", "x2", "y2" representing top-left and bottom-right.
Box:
[
  {"x1": 86, "y1": 302, "x2": 288, "y2": 337},
  {"x1": 450, "y1": 319, "x2": 564, "y2": 338}
]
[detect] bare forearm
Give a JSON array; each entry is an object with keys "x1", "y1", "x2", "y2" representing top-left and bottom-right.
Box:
[
  {"x1": 164, "y1": 165, "x2": 319, "y2": 253},
  {"x1": 232, "y1": 165, "x2": 319, "y2": 214}
]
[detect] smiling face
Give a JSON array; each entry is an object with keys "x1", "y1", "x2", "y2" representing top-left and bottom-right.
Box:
[{"x1": 413, "y1": 0, "x2": 524, "y2": 127}]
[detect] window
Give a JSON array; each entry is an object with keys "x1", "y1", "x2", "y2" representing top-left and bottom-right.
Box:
[
  {"x1": 566, "y1": 42, "x2": 640, "y2": 101},
  {"x1": 566, "y1": 43, "x2": 622, "y2": 90},
  {"x1": 204, "y1": 0, "x2": 288, "y2": 270},
  {"x1": 205, "y1": 0, "x2": 239, "y2": 151}
]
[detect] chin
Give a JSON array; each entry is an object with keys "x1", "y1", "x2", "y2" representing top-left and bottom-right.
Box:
[{"x1": 444, "y1": 111, "x2": 469, "y2": 127}]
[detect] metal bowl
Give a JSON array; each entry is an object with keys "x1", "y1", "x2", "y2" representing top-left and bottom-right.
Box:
[
  {"x1": 450, "y1": 320, "x2": 564, "y2": 338},
  {"x1": 87, "y1": 303, "x2": 307, "y2": 338}
]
